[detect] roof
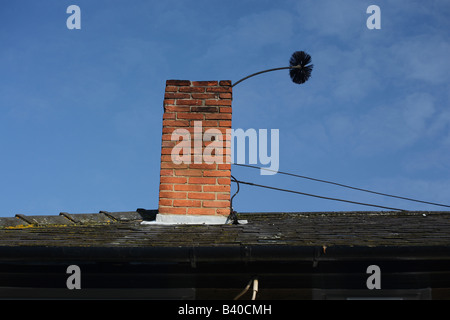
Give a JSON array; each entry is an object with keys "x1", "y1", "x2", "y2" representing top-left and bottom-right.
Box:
[
  {"x1": 2, "y1": 210, "x2": 450, "y2": 299},
  {"x1": 1, "y1": 210, "x2": 450, "y2": 249}
]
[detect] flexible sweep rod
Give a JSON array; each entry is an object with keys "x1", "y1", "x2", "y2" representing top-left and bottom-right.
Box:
[{"x1": 232, "y1": 51, "x2": 314, "y2": 87}]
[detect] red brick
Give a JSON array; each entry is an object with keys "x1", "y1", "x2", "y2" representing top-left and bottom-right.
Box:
[
  {"x1": 203, "y1": 171, "x2": 230, "y2": 177},
  {"x1": 195, "y1": 120, "x2": 218, "y2": 127},
  {"x1": 189, "y1": 163, "x2": 217, "y2": 170},
  {"x1": 160, "y1": 169, "x2": 174, "y2": 176},
  {"x1": 161, "y1": 141, "x2": 176, "y2": 148},
  {"x1": 219, "y1": 93, "x2": 232, "y2": 99},
  {"x1": 160, "y1": 162, "x2": 189, "y2": 169},
  {"x1": 159, "y1": 184, "x2": 173, "y2": 191},
  {"x1": 219, "y1": 107, "x2": 232, "y2": 113},
  {"x1": 217, "y1": 193, "x2": 230, "y2": 200},
  {"x1": 168, "y1": 130, "x2": 191, "y2": 139},
  {"x1": 164, "y1": 106, "x2": 190, "y2": 113},
  {"x1": 175, "y1": 169, "x2": 203, "y2": 177},
  {"x1": 162, "y1": 128, "x2": 174, "y2": 134},
  {"x1": 160, "y1": 155, "x2": 176, "y2": 163},
  {"x1": 179, "y1": 86, "x2": 205, "y2": 93},
  {"x1": 192, "y1": 93, "x2": 217, "y2": 99},
  {"x1": 173, "y1": 127, "x2": 195, "y2": 135},
  {"x1": 165, "y1": 86, "x2": 178, "y2": 92},
  {"x1": 218, "y1": 178, "x2": 231, "y2": 185},
  {"x1": 188, "y1": 177, "x2": 216, "y2": 185},
  {"x1": 176, "y1": 99, "x2": 203, "y2": 106},
  {"x1": 205, "y1": 114, "x2": 232, "y2": 120},
  {"x1": 205, "y1": 100, "x2": 232, "y2": 106},
  {"x1": 173, "y1": 200, "x2": 201, "y2": 207},
  {"x1": 216, "y1": 208, "x2": 231, "y2": 216},
  {"x1": 219, "y1": 120, "x2": 232, "y2": 127},
  {"x1": 187, "y1": 208, "x2": 216, "y2": 215},
  {"x1": 192, "y1": 81, "x2": 218, "y2": 86},
  {"x1": 206, "y1": 87, "x2": 232, "y2": 93},
  {"x1": 162, "y1": 134, "x2": 174, "y2": 141},
  {"x1": 161, "y1": 147, "x2": 175, "y2": 155},
  {"x1": 191, "y1": 107, "x2": 218, "y2": 113},
  {"x1": 219, "y1": 80, "x2": 232, "y2": 86},
  {"x1": 163, "y1": 113, "x2": 176, "y2": 120},
  {"x1": 202, "y1": 201, "x2": 230, "y2": 208},
  {"x1": 158, "y1": 207, "x2": 186, "y2": 215},
  {"x1": 174, "y1": 184, "x2": 202, "y2": 192},
  {"x1": 163, "y1": 120, "x2": 190, "y2": 127},
  {"x1": 163, "y1": 99, "x2": 175, "y2": 105},
  {"x1": 160, "y1": 177, "x2": 187, "y2": 184},
  {"x1": 159, "y1": 199, "x2": 173, "y2": 206},
  {"x1": 188, "y1": 192, "x2": 215, "y2": 200},
  {"x1": 164, "y1": 93, "x2": 191, "y2": 99},
  {"x1": 177, "y1": 113, "x2": 204, "y2": 120},
  {"x1": 203, "y1": 185, "x2": 230, "y2": 193},
  {"x1": 159, "y1": 191, "x2": 187, "y2": 199},
  {"x1": 166, "y1": 80, "x2": 191, "y2": 86}
]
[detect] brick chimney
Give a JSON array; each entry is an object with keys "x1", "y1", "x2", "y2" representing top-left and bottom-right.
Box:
[{"x1": 157, "y1": 80, "x2": 232, "y2": 224}]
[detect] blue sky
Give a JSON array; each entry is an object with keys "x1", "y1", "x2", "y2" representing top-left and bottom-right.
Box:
[{"x1": 1, "y1": 0, "x2": 449, "y2": 217}]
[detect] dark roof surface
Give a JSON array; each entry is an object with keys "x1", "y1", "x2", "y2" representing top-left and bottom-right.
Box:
[{"x1": 1, "y1": 210, "x2": 450, "y2": 248}]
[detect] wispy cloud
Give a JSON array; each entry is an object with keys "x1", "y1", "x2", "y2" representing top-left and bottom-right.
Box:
[
  {"x1": 388, "y1": 35, "x2": 450, "y2": 85},
  {"x1": 200, "y1": 9, "x2": 295, "y2": 73},
  {"x1": 293, "y1": 0, "x2": 365, "y2": 40},
  {"x1": 306, "y1": 92, "x2": 443, "y2": 154}
]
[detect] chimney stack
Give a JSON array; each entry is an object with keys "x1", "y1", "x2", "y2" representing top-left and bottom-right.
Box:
[{"x1": 157, "y1": 80, "x2": 232, "y2": 224}]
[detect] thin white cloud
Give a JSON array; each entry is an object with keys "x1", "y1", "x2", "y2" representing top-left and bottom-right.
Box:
[
  {"x1": 200, "y1": 9, "x2": 295, "y2": 67},
  {"x1": 293, "y1": 0, "x2": 365, "y2": 39},
  {"x1": 293, "y1": 92, "x2": 443, "y2": 156},
  {"x1": 367, "y1": 176, "x2": 450, "y2": 211},
  {"x1": 234, "y1": 9, "x2": 294, "y2": 48},
  {"x1": 388, "y1": 35, "x2": 450, "y2": 85},
  {"x1": 338, "y1": 92, "x2": 436, "y2": 153}
]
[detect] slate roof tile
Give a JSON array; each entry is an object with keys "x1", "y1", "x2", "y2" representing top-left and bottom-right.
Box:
[{"x1": 0, "y1": 210, "x2": 450, "y2": 249}]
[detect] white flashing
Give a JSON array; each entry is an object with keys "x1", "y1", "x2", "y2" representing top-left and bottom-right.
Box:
[
  {"x1": 141, "y1": 214, "x2": 228, "y2": 225},
  {"x1": 140, "y1": 214, "x2": 248, "y2": 225}
]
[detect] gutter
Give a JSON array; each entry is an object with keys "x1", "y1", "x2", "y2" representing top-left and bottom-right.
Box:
[{"x1": 1, "y1": 245, "x2": 450, "y2": 264}]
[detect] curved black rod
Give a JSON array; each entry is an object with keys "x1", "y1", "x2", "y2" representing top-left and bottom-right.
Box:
[
  {"x1": 230, "y1": 175, "x2": 240, "y2": 206},
  {"x1": 227, "y1": 175, "x2": 240, "y2": 224},
  {"x1": 232, "y1": 66, "x2": 301, "y2": 87}
]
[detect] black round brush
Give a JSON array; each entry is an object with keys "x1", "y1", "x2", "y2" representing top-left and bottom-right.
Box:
[
  {"x1": 233, "y1": 51, "x2": 313, "y2": 87},
  {"x1": 289, "y1": 51, "x2": 313, "y2": 84}
]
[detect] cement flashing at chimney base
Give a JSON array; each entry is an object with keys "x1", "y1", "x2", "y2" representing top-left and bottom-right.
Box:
[
  {"x1": 142, "y1": 214, "x2": 228, "y2": 225},
  {"x1": 140, "y1": 214, "x2": 248, "y2": 225}
]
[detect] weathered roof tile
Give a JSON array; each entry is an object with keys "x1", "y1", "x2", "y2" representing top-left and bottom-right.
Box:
[
  {"x1": 0, "y1": 217, "x2": 31, "y2": 229},
  {"x1": 60, "y1": 212, "x2": 113, "y2": 225},
  {"x1": 15, "y1": 214, "x2": 74, "y2": 227},
  {"x1": 0, "y1": 210, "x2": 149, "y2": 230}
]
